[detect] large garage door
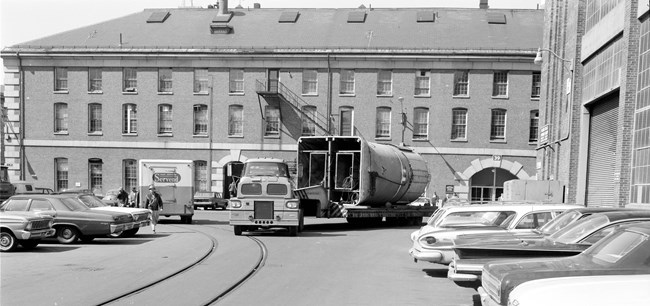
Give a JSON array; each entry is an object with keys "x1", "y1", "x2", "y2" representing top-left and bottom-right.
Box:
[{"x1": 586, "y1": 96, "x2": 619, "y2": 207}]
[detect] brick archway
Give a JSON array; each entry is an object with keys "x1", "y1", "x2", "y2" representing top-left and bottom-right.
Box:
[{"x1": 450, "y1": 158, "x2": 531, "y2": 200}]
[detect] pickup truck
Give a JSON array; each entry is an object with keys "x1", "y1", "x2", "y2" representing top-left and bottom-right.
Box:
[
  {"x1": 13, "y1": 181, "x2": 54, "y2": 195},
  {"x1": 193, "y1": 191, "x2": 228, "y2": 210}
]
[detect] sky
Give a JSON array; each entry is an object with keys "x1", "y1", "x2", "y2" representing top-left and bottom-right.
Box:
[{"x1": 0, "y1": 0, "x2": 543, "y2": 86}]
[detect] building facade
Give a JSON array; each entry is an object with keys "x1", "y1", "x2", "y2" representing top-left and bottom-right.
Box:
[
  {"x1": 538, "y1": 0, "x2": 649, "y2": 207},
  {"x1": 2, "y1": 2, "x2": 543, "y2": 202}
]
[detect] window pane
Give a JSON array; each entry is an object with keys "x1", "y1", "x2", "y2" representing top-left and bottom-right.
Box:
[
  {"x1": 229, "y1": 105, "x2": 243, "y2": 136},
  {"x1": 88, "y1": 104, "x2": 102, "y2": 133},
  {"x1": 194, "y1": 69, "x2": 209, "y2": 93},
  {"x1": 453, "y1": 71, "x2": 469, "y2": 96},
  {"x1": 54, "y1": 103, "x2": 68, "y2": 133},
  {"x1": 55, "y1": 68, "x2": 68, "y2": 91},
  {"x1": 340, "y1": 70, "x2": 355, "y2": 95},
  {"x1": 123, "y1": 104, "x2": 137, "y2": 134},
  {"x1": 531, "y1": 72, "x2": 541, "y2": 98},
  {"x1": 375, "y1": 107, "x2": 391, "y2": 138},
  {"x1": 377, "y1": 70, "x2": 392, "y2": 95},
  {"x1": 55, "y1": 158, "x2": 69, "y2": 191},
  {"x1": 452, "y1": 109, "x2": 467, "y2": 139},
  {"x1": 490, "y1": 109, "x2": 507, "y2": 140},
  {"x1": 89, "y1": 68, "x2": 102, "y2": 91},
  {"x1": 415, "y1": 70, "x2": 430, "y2": 96},
  {"x1": 194, "y1": 104, "x2": 208, "y2": 135},
  {"x1": 264, "y1": 106, "x2": 280, "y2": 136},
  {"x1": 493, "y1": 71, "x2": 508, "y2": 96},
  {"x1": 529, "y1": 110, "x2": 539, "y2": 142},
  {"x1": 124, "y1": 159, "x2": 137, "y2": 191},
  {"x1": 340, "y1": 107, "x2": 353, "y2": 136},
  {"x1": 158, "y1": 68, "x2": 173, "y2": 92},
  {"x1": 158, "y1": 104, "x2": 173, "y2": 134},
  {"x1": 413, "y1": 108, "x2": 429, "y2": 139},
  {"x1": 229, "y1": 69, "x2": 244, "y2": 93},
  {"x1": 123, "y1": 68, "x2": 137, "y2": 92},
  {"x1": 194, "y1": 160, "x2": 208, "y2": 191},
  {"x1": 89, "y1": 161, "x2": 103, "y2": 194},
  {"x1": 302, "y1": 70, "x2": 318, "y2": 95},
  {"x1": 302, "y1": 106, "x2": 317, "y2": 136}
]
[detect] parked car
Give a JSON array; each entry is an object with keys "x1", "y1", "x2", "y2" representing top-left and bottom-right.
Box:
[
  {"x1": 0, "y1": 211, "x2": 56, "y2": 252},
  {"x1": 75, "y1": 193, "x2": 150, "y2": 237},
  {"x1": 407, "y1": 197, "x2": 433, "y2": 207},
  {"x1": 12, "y1": 180, "x2": 54, "y2": 195},
  {"x1": 409, "y1": 203, "x2": 580, "y2": 264},
  {"x1": 507, "y1": 274, "x2": 650, "y2": 306},
  {"x1": 478, "y1": 221, "x2": 650, "y2": 306},
  {"x1": 0, "y1": 194, "x2": 134, "y2": 244},
  {"x1": 101, "y1": 188, "x2": 121, "y2": 206},
  {"x1": 449, "y1": 209, "x2": 650, "y2": 286},
  {"x1": 193, "y1": 191, "x2": 228, "y2": 210}
]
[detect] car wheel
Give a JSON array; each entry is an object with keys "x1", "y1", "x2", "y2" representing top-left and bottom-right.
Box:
[
  {"x1": 56, "y1": 226, "x2": 80, "y2": 244},
  {"x1": 0, "y1": 231, "x2": 18, "y2": 252},
  {"x1": 233, "y1": 225, "x2": 242, "y2": 236},
  {"x1": 20, "y1": 240, "x2": 39, "y2": 249},
  {"x1": 123, "y1": 228, "x2": 139, "y2": 237},
  {"x1": 80, "y1": 235, "x2": 95, "y2": 243}
]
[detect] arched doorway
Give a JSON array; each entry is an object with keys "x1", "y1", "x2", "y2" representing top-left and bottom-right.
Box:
[{"x1": 469, "y1": 167, "x2": 518, "y2": 202}]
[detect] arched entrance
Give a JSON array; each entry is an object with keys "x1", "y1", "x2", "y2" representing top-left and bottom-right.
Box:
[{"x1": 469, "y1": 168, "x2": 518, "y2": 202}]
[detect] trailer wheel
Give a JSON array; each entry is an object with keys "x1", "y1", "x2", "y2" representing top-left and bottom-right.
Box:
[{"x1": 233, "y1": 225, "x2": 242, "y2": 236}]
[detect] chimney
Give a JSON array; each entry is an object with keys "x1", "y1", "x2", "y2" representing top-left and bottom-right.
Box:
[
  {"x1": 218, "y1": 0, "x2": 228, "y2": 14},
  {"x1": 254, "y1": 3, "x2": 261, "y2": 9},
  {"x1": 480, "y1": 0, "x2": 489, "y2": 9}
]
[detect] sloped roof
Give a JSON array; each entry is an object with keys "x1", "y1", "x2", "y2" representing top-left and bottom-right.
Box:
[{"x1": 4, "y1": 7, "x2": 543, "y2": 53}]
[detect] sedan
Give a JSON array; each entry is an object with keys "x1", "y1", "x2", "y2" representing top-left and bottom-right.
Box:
[
  {"x1": 478, "y1": 221, "x2": 650, "y2": 306},
  {"x1": 448, "y1": 209, "x2": 650, "y2": 285},
  {"x1": 0, "y1": 211, "x2": 55, "y2": 251},
  {"x1": 76, "y1": 193, "x2": 150, "y2": 237},
  {"x1": 1, "y1": 194, "x2": 134, "y2": 244}
]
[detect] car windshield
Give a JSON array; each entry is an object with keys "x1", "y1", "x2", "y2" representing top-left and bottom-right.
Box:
[
  {"x1": 550, "y1": 214, "x2": 609, "y2": 244},
  {"x1": 538, "y1": 210, "x2": 582, "y2": 235},
  {"x1": 586, "y1": 230, "x2": 648, "y2": 264},
  {"x1": 60, "y1": 197, "x2": 93, "y2": 211},
  {"x1": 438, "y1": 211, "x2": 515, "y2": 228},
  {"x1": 78, "y1": 194, "x2": 108, "y2": 208},
  {"x1": 243, "y1": 162, "x2": 289, "y2": 177}
]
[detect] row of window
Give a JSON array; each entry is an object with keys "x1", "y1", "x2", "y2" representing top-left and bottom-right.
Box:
[
  {"x1": 52, "y1": 102, "x2": 539, "y2": 142},
  {"x1": 53, "y1": 158, "x2": 210, "y2": 193},
  {"x1": 53, "y1": 67, "x2": 542, "y2": 98}
]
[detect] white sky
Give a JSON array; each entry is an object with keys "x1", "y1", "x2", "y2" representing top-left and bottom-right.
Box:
[{"x1": 0, "y1": 0, "x2": 543, "y2": 86}]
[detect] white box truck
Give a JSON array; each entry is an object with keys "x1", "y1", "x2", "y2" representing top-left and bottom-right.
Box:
[{"x1": 139, "y1": 159, "x2": 194, "y2": 224}]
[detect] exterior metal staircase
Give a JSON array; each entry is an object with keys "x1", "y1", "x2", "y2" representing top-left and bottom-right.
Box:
[{"x1": 255, "y1": 79, "x2": 331, "y2": 135}]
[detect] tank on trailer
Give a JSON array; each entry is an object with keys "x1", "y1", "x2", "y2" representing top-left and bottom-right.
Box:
[{"x1": 297, "y1": 136, "x2": 430, "y2": 208}]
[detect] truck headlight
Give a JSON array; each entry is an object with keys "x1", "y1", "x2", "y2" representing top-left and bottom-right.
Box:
[
  {"x1": 230, "y1": 200, "x2": 242, "y2": 209},
  {"x1": 285, "y1": 201, "x2": 299, "y2": 209}
]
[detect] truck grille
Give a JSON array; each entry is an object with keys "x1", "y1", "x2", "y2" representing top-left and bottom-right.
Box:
[
  {"x1": 31, "y1": 219, "x2": 52, "y2": 230},
  {"x1": 481, "y1": 269, "x2": 500, "y2": 303},
  {"x1": 254, "y1": 201, "x2": 274, "y2": 219}
]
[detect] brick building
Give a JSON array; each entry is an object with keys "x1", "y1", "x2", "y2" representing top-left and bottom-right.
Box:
[
  {"x1": 538, "y1": 0, "x2": 649, "y2": 207},
  {"x1": 1, "y1": 1, "x2": 543, "y2": 202}
]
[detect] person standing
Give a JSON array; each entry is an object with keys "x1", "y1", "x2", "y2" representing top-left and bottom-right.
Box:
[
  {"x1": 116, "y1": 187, "x2": 129, "y2": 207},
  {"x1": 128, "y1": 187, "x2": 139, "y2": 208},
  {"x1": 145, "y1": 185, "x2": 163, "y2": 233}
]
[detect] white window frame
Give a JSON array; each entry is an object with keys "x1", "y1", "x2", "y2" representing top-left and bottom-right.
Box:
[
  {"x1": 158, "y1": 104, "x2": 173, "y2": 135},
  {"x1": 301, "y1": 106, "x2": 317, "y2": 136},
  {"x1": 193, "y1": 104, "x2": 208, "y2": 136},
  {"x1": 414, "y1": 70, "x2": 430, "y2": 97},
  {"x1": 123, "y1": 103, "x2": 138, "y2": 135},
  {"x1": 123, "y1": 68, "x2": 137, "y2": 92},
  {"x1": 229, "y1": 69, "x2": 244, "y2": 94},
  {"x1": 413, "y1": 107, "x2": 429, "y2": 140},
  {"x1": 88, "y1": 68, "x2": 102, "y2": 92},
  {"x1": 490, "y1": 109, "x2": 507, "y2": 141},
  {"x1": 88, "y1": 103, "x2": 102, "y2": 134},
  {"x1": 492, "y1": 71, "x2": 509, "y2": 97},
  {"x1": 339, "y1": 106, "x2": 354, "y2": 136},
  {"x1": 451, "y1": 108, "x2": 468, "y2": 140},
  {"x1": 340, "y1": 70, "x2": 355, "y2": 95},
  {"x1": 194, "y1": 69, "x2": 209, "y2": 94},
  {"x1": 55, "y1": 67, "x2": 68, "y2": 92},
  {"x1": 377, "y1": 70, "x2": 393, "y2": 96},
  {"x1": 228, "y1": 105, "x2": 244, "y2": 137},
  {"x1": 54, "y1": 103, "x2": 68, "y2": 134},
  {"x1": 375, "y1": 107, "x2": 391, "y2": 139},
  {"x1": 158, "y1": 68, "x2": 173, "y2": 93},
  {"x1": 264, "y1": 105, "x2": 281, "y2": 137},
  {"x1": 453, "y1": 70, "x2": 469, "y2": 96},
  {"x1": 302, "y1": 69, "x2": 318, "y2": 95}
]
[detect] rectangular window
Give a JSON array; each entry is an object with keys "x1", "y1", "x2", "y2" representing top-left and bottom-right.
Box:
[
  {"x1": 302, "y1": 70, "x2": 318, "y2": 95},
  {"x1": 55, "y1": 158, "x2": 69, "y2": 191},
  {"x1": 529, "y1": 110, "x2": 539, "y2": 142},
  {"x1": 377, "y1": 70, "x2": 392, "y2": 96},
  {"x1": 413, "y1": 107, "x2": 429, "y2": 140},
  {"x1": 88, "y1": 68, "x2": 102, "y2": 92},
  {"x1": 193, "y1": 104, "x2": 208, "y2": 135},
  {"x1": 194, "y1": 160, "x2": 209, "y2": 191},
  {"x1": 531, "y1": 72, "x2": 541, "y2": 98},
  {"x1": 228, "y1": 105, "x2": 244, "y2": 136},
  {"x1": 54, "y1": 103, "x2": 68, "y2": 133},
  {"x1": 89, "y1": 161, "x2": 103, "y2": 194},
  {"x1": 451, "y1": 109, "x2": 467, "y2": 140},
  {"x1": 492, "y1": 71, "x2": 508, "y2": 97},
  {"x1": 194, "y1": 69, "x2": 209, "y2": 93},
  {"x1": 490, "y1": 109, "x2": 507, "y2": 140},
  {"x1": 123, "y1": 104, "x2": 138, "y2": 134},
  {"x1": 158, "y1": 68, "x2": 173, "y2": 93},
  {"x1": 88, "y1": 103, "x2": 102, "y2": 133},
  {"x1": 340, "y1": 70, "x2": 355, "y2": 95},
  {"x1": 264, "y1": 106, "x2": 281, "y2": 137},
  {"x1": 453, "y1": 71, "x2": 469, "y2": 96},
  {"x1": 340, "y1": 107, "x2": 354, "y2": 136},
  {"x1": 123, "y1": 159, "x2": 137, "y2": 191},
  {"x1": 158, "y1": 104, "x2": 173, "y2": 134},
  {"x1": 301, "y1": 106, "x2": 317, "y2": 136},
  {"x1": 375, "y1": 107, "x2": 391, "y2": 138},
  {"x1": 123, "y1": 68, "x2": 137, "y2": 92},
  {"x1": 414, "y1": 70, "x2": 430, "y2": 96},
  {"x1": 229, "y1": 69, "x2": 244, "y2": 94},
  {"x1": 55, "y1": 67, "x2": 68, "y2": 91}
]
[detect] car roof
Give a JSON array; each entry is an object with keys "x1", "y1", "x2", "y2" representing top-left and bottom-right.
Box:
[
  {"x1": 9, "y1": 194, "x2": 82, "y2": 199},
  {"x1": 592, "y1": 210, "x2": 650, "y2": 221},
  {"x1": 440, "y1": 203, "x2": 582, "y2": 213}
]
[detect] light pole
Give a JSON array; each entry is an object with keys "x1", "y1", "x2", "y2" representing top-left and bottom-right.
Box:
[{"x1": 398, "y1": 96, "x2": 406, "y2": 146}]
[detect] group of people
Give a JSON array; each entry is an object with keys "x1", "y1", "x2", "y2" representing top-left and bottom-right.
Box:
[{"x1": 114, "y1": 185, "x2": 163, "y2": 233}]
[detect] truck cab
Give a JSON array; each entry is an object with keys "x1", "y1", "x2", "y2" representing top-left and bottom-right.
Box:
[{"x1": 228, "y1": 158, "x2": 303, "y2": 236}]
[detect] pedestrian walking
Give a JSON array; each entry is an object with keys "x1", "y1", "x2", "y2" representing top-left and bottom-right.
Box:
[
  {"x1": 128, "y1": 187, "x2": 139, "y2": 208},
  {"x1": 145, "y1": 185, "x2": 163, "y2": 233},
  {"x1": 229, "y1": 179, "x2": 238, "y2": 198},
  {"x1": 116, "y1": 187, "x2": 129, "y2": 207}
]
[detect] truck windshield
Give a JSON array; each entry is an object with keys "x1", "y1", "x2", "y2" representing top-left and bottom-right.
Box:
[{"x1": 243, "y1": 162, "x2": 289, "y2": 177}]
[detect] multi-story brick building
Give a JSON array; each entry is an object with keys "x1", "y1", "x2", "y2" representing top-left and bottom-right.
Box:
[
  {"x1": 1, "y1": 1, "x2": 543, "y2": 202},
  {"x1": 538, "y1": 0, "x2": 649, "y2": 208}
]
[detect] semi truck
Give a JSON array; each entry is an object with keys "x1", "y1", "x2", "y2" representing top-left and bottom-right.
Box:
[
  {"x1": 228, "y1": 136, "x2": 436, "y2": 236},
  {"x1": 139, "y1": 159, "x2": 194, "y2": 224}
]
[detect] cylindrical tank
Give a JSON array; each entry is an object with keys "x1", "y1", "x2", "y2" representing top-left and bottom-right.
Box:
[{"x1": 357, "y1": 139, "x2": 430, "y2": 206}]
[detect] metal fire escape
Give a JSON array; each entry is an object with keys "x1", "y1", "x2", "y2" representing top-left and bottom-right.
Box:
[{"x1": 255, "y1": 79, "x2": 331, "y2": 135}]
